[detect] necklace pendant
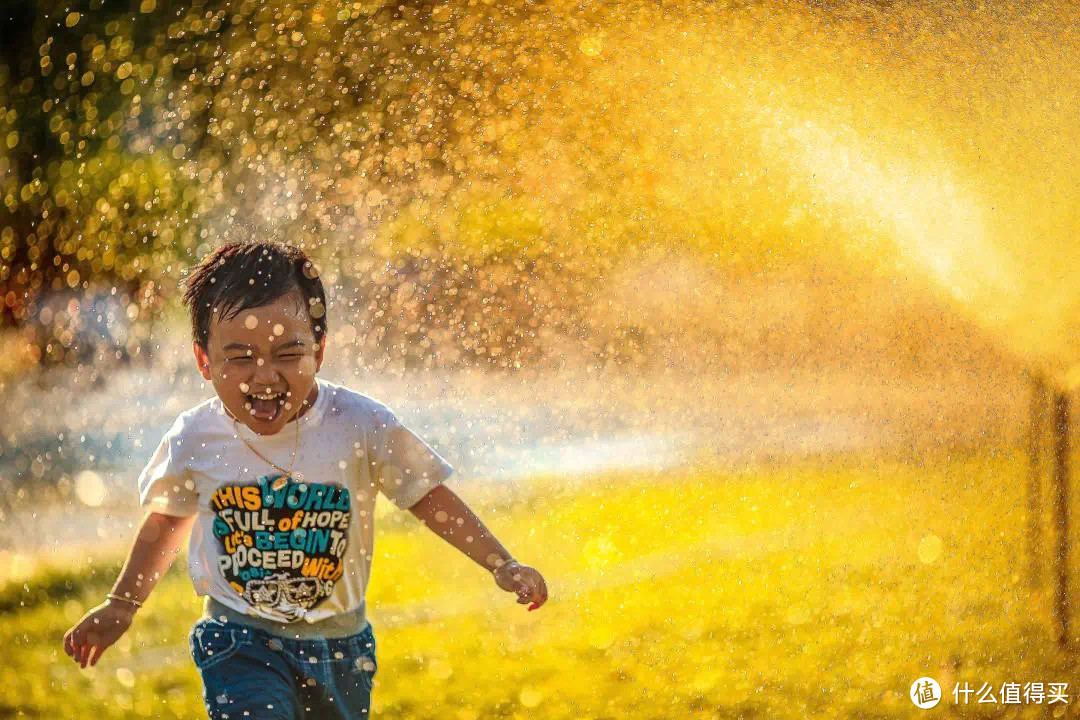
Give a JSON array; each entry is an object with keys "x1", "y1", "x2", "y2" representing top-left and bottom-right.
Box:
[{"x1": 271, "y1": 475, "x2": 289, "y2": 491}]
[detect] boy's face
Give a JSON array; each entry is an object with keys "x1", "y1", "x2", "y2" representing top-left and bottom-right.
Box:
[{"x1": 193, "y1": 290, "x2": 326, "y2": 436}]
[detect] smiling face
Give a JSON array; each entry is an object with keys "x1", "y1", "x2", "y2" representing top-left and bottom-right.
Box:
[{"x1": 194, "y1": 290, "x2": 326, "y2": 436}]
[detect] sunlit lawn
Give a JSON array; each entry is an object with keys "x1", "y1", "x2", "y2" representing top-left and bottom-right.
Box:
[{"x1": 4, "y1": 448, "x2": 1075, "y2": 719}]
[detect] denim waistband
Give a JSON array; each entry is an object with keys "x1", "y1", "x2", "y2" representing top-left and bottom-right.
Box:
[{"x1": 202, "y1": 595, "x2": 370, "y2": 639}]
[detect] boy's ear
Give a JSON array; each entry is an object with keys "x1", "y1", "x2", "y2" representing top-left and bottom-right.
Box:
[
  {"x1": 314, "y1": 334, "x2": 326, "y2": 373},
  {"x1": 193, "y1": 341, "x2": 212, "y2": 381}
]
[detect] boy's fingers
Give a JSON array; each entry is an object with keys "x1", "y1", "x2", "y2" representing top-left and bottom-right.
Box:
[
  {"x1": 529, "y1": 578, "x2": 547, "y2": 610},
  {"x1": 509, "y1": 572, "x2": 547, "y2": 605},
  {"x1": 515, "y1": 578, "x2": 544, "y2": 604},
  {"x1": 84, "y1": 644, "x2": 98, "y2": 668},
  {"x1": 80, "y1": 639, "x2": 96, "y2": 668}
]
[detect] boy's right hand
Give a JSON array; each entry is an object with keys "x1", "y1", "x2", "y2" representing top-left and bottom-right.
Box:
[{"x1": 63, "y1": 600, "x2": 137, "y2": 669}]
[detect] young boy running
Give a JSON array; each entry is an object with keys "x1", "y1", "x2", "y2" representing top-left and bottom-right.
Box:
[{"x1": 62, "y1": 239, "x2": 548, "y2": 719}]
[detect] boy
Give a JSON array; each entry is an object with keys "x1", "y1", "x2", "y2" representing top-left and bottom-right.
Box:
[{"x1": 62, "y1": 239, "x2": 548, "y2": 719}]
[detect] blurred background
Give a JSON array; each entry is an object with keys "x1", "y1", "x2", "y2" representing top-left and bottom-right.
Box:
[{"x1": 1, "y1": 0, "x2": 1078, "y2": 718}]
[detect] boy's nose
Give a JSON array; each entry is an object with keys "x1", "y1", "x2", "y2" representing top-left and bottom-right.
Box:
[{"x1": 251, "y1": 366, "x2": 283, "y2": 388}]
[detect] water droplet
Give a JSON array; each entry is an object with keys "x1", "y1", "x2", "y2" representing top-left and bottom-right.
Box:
[
  {"x1": 115, "y1": 667, "x2": 136, "y2": 688},
  {"x1": 74, "y1": 470, "x2": 106, "y2": 507},
  {"x1": 918, "y1": 534, "x2": 943, "y2": 564}
]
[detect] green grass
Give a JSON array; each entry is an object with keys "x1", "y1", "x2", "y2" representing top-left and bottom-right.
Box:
[{"x1": 4, "y1": 448, "x2": 1077, "y2": 719}]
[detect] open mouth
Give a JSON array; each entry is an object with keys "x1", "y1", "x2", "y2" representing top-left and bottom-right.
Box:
[{"x1": 244, "y1": 391, "x2": 287, "y2": 422}]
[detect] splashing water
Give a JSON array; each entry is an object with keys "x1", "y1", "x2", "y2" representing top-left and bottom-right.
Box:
[
  {"x1": 3, "y1": 0, "x2": 1077, "y2": 384},
  {"x1": 0, "y1": 1, "x2": 1076, "y2": 559}
]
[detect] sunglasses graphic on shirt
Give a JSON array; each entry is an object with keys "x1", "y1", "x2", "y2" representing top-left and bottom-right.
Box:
[{"x1": 245, "y1": 576, "x2": 331, "y2": 608}]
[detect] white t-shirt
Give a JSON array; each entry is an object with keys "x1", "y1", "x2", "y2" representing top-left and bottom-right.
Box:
[{"x1": 136, "y1": 377, "x2": 454, "y2": 626}]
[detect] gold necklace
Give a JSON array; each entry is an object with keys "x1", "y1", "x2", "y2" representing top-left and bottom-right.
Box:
[{"x1": 232, "y1": 410, "x2": 301, "y2": 490}]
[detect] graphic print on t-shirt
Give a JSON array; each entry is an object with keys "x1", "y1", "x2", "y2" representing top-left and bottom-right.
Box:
[{"x1": 210, "y1": 474, "x2": 350, "y2": 621}]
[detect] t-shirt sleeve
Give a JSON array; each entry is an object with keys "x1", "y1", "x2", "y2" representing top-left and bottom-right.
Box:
[
  {"x1": 369, "y1": 402, "x2": 455, "y2": 510},
  {"x1": 136, "y1": 413, "x2": 199, "y2": 517}
]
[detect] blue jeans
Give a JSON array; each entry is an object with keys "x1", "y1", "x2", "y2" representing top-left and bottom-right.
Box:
[{"x1": 189, "y1": 617, "x2": 378, "y2": 719}]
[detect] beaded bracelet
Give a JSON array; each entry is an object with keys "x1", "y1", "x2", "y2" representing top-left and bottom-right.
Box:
[
  {"x1": 106, "y1": 593, "x2": 144, "y2": 609},
  {"x1": 492, "y1": 558, "x2": 520, "y2": 575}
]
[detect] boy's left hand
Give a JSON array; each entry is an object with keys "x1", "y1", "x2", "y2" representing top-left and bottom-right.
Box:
[{"x1": 493, "y1": 561, "x2": 548, "y2": 611}]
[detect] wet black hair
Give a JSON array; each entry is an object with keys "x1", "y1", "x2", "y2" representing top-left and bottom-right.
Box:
[{"x1": 181, "y1": 238, "x2": 327, "y2": 351}]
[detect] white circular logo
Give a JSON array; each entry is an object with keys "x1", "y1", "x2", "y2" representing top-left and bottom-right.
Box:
[{"x1": 910, "y1": 677, "x2": 942, "y2": 708}]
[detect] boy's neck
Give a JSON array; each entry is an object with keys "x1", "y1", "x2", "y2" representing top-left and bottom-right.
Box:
[{"x1": 292, "y1": 381, "x2": 319, "y2": 422}]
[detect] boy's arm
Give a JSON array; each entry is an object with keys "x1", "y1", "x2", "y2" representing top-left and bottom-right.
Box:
[
  {"x1": 108, "y1": 510, "x2": 196, "y2": 603},
  {"x1": 63, "y1": 510, "x2": 196, "y2": 668},
  {"x1": 408, "y1": 484, "x2": 548, "y2": 610}
]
